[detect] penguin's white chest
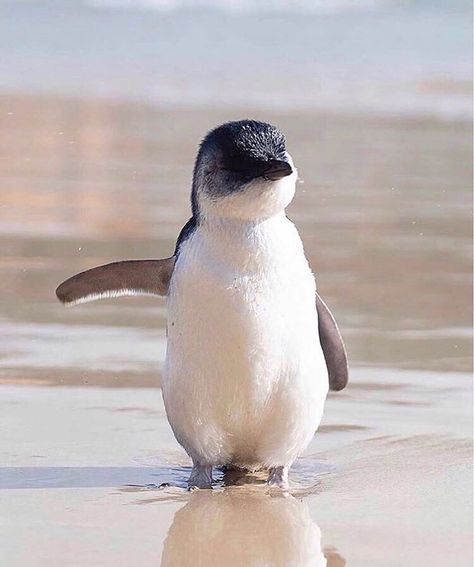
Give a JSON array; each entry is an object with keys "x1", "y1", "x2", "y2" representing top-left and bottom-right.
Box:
[{"x1": 162, "y1": 216, "x2": 328, "y2": 467}]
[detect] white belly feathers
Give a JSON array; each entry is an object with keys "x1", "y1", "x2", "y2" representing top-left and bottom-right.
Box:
[{"x1": 162, "y1": 214, "x2": 328, "y2": 468}]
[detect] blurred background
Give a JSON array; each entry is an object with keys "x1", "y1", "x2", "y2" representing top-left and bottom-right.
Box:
[
  {"x1": 0, "y1": 0, "x2": 471, "y2": 385},
  {"x1": 0, "y1": 2, "x2": 472, "y2": 565}
]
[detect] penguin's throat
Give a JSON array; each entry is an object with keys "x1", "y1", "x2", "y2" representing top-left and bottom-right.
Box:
[
  {"x1": 198, "y1": 175, "x2": 296, "y2": 222},
  {"x1": 202, "y1": 211, "x2": 287, "y2": 236},
  {"x1": 198, "y1": 212, "x2": 290, "y2": 270}
]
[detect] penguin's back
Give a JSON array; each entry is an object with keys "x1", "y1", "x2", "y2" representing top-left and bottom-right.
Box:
[{"x1": 163, "y1": 214, "x2": 328, "y2": 467}]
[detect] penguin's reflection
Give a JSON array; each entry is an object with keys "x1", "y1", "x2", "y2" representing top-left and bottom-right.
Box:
[{"x1": 161, "y1": 488, "x2": 328, "y2": 567}]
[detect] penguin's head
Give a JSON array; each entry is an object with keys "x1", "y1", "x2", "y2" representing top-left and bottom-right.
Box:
[{"x1": 192, "y1": 120, "x2": 297, "y2": 221}]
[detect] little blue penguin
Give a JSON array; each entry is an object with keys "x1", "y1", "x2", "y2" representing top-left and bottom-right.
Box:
[{"x1": 56, "y1": 119, "x2": 348, "y2": 490}]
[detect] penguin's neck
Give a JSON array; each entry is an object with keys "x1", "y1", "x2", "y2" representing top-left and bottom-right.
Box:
[{"x1": 197, "y1": 212, "x2": 295, "y2": 271}]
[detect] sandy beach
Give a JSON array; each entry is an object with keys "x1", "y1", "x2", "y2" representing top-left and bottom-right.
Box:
[{"x1": 0, "y1": 92, "x2": 472, "y2": 566}]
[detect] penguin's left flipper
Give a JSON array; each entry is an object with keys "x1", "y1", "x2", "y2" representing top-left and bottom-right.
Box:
[
  {"x1": 316, "y1": 293, "x2": 348, "y2": 391},
  {"x1": 56, "y1": 257, "x2": 176, "y2": 306}
]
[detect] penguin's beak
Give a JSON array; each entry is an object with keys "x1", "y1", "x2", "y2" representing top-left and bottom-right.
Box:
[
  {"x1": 261, "y1": 159, "x2": 293, "y2": 181},
  {"x1": 225, "y1": 158, "x2": 293, "y2": 181}
]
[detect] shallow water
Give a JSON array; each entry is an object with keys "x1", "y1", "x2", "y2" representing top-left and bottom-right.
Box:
[
  {"x1": 0, "y1": 94, "x2": 472, "y2": 565},
  {"x1": 1, "y1": 376, "x2": 471, "y2": 566},
  {"x1": 1, "y1": 95, "x2": 472, "y2": 382}
]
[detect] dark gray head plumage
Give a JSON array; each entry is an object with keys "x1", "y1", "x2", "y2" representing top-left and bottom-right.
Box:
[{"x1": 191, "y1": 120, "x2": 292, "y2": 217}]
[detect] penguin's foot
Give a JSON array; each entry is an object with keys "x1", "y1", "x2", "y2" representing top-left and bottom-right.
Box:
[
  {"x1": 267, "y1": 466, "x2": 289, "y2": 490},
  {"x1": 188, "y1": 464, "x2": 213, "y2": 490}
]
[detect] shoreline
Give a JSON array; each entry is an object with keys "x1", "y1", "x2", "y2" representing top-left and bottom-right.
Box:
[{"x1": 2, "y1": 90, "x2": 473, "y2": 127}]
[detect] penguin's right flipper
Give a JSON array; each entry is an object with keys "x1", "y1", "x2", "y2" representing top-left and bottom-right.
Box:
[
  {"x1": 56, "y1": 257, "x2": 176, "y2": 306},
  {"x1": 316, "y1": 293, "x2": 348, "y2": 391}
]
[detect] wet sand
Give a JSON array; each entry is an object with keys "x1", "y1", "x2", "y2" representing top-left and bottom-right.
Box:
[
  {"x1": 1, "y1": 372, "x2": 471, "y2": 566},
  {"x1": 0, "y1": 94, "x2": 472, "y2": 566}
]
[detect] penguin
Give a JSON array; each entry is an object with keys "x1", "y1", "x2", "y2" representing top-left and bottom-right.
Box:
[{"x1": 56, "y1": 120, "x2": 348, "y2": 490}]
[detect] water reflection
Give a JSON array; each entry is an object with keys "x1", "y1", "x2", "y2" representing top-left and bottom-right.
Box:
[{"x1": 161, "y1": 489, "x2": 331, "y2": 567}]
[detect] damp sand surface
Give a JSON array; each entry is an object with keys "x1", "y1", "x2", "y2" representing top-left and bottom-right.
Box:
[{"x1": 0, "y1": 95, "x2": 472, "y2": 566}]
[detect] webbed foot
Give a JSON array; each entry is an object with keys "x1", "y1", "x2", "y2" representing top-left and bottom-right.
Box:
[
  {"x1": 267, "y1": 466, "x2": 289, "y2": 490},
  {"x1": 188, "y1": 464, "x2": 213, "y2": 490}
]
